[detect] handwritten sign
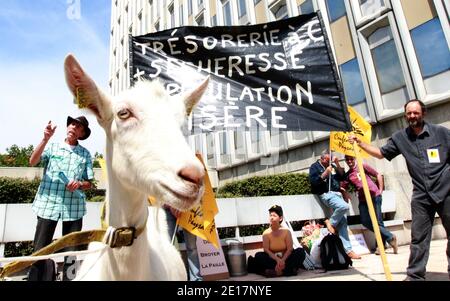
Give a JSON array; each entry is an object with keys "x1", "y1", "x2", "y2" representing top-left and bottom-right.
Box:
[
  {"x1": 196, "y1": 235, "x2": 229, "y2": 281},
  {"x1": 349, "y1": 233, "x2": 370, "y2": 255},
  {"x1": 131, "y1": 13, "x2": 351, "y2": 133}
]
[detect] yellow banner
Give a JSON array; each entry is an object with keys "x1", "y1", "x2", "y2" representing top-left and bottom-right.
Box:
[
  {"x1": 330, "y1": 106, "x2": 372, "y2": 158},
  {"x1": 178, "y1": 154, "x2": 220, "y2": 249}
]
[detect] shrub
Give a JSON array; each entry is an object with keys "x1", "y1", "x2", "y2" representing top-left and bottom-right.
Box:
[
  {"x1": 0, "y1": 177, "x2": 106, "y2": 203},
  {"x1": 215, "y1": 173, "x2": 312, "y2": 238},
  {"x1": 216, "y1": 173, "x2": 311, "y2": 197},
  {"x1": 0, "y1": 177, "x2": 40, "y2": 204}
]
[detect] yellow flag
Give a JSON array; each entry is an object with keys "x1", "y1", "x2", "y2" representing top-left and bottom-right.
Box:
[
  {"x1": 177, "y1": 154, "x2": 220, "y2": 249},
  {"x1": 330, "y1": 106, "x2": 372, "y2": 158}
]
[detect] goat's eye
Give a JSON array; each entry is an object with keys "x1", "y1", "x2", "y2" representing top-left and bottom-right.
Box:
[{"x1": 117, "y1": 109, "x2": 131, "y2": 119}]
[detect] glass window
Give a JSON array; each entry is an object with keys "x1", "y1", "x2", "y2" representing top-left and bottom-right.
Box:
[
  {"x1": 188, "y1": 0, "x2": 193, "y2": 16},
  {"x1": 196, "y1": 13, "x2": 205, "y2": 26},
  {"x1": 206, "y1": 133, "x2": 214, "y2": 161},
  {"x1": 222, "y1": 0, "x2": 232, "y2": 25},
  {"x1": 169, "y1": 5, "x2": 175, "y2": 28},
  {"x1": 250, "y1": 123, "x2": 263, "y2": 154},
  {"x1": 211, "y1": 15, "x2": 217, "y2": 26},
  {"x1": 254, "y1": 0, "x2": 262, "y2": 4},
  {"x1": 238, "y1": 0, "x2": 247, "y2": 18},
  {"x1": 274, "y1": 3, "x2": 288, "y2": 20},
  {"x1": 411, "y1": 18, "x2": 450, "y2": 79},
  {"x1": 299, "y1": 0, "x2": 314, "y2": 14},
  {"x1": 369, "y1": 26, "x2": 406, "y2": 94},
  {"x1": 339, "y1": 58, "x2": 366, "y2": 105},
  {"x1": 325, "y1": 0, "x2": 346, "y2": 22},
  {"x1": 359, "y1": 0, "x2": 385, "y2": 17},
  {"x1": 180, "y1": 4, "x2": 184, "y2": 25}
]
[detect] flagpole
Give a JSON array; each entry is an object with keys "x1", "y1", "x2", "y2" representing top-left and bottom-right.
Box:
[
  {"x1": 352, "y1": 142, "x2": 392, "y2": 281},
  {"x1": 171, "y1": 223, "x2": 179, "y2": 245},
  {"x1": 329, "y1": 149, "x2": 332, "y2": 192}
]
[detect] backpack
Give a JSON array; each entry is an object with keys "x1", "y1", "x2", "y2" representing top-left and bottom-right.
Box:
[
  {"x1": 27, "y1": 259, "x2": 57, "y2": 281},
  {"x1": 320, "y1": 234, "x2": 352, "y2": 271}
]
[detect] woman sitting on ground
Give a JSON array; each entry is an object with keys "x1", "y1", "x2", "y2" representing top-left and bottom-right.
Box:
[{"x1": 247, "y1": 205, "x2": 305, "y2": 277}]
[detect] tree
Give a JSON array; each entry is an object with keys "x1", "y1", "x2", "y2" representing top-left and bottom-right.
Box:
[
  {"x1": 0, "y1": 144, "x2": 34, "y2": 167},
  {"x1": 93, "y1": 152, "x2": 104, "y2": 168}
]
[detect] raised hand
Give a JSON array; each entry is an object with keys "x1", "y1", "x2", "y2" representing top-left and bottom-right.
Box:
[{"x1": 44, "y1": 120, "x2": 57, "y2": 141}]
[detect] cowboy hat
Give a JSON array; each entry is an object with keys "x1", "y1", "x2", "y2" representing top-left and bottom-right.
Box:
[{"x1": 67, "y1": 116, "x2": 91, "y2": 140}]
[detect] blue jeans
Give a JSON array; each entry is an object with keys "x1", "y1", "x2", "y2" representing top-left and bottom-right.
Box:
[
  {"x1": 359, "y1": 195, "x2": 393, "y2": 246},
  {"x1": 164, "y1": 207, "x2": 203, "y2": 281},
  {"x1": 319, "y1": 191, "x2": 352, "y2": 253}
]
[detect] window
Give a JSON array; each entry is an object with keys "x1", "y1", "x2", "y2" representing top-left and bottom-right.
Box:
[
  {"x1": 410, "y1": 18, "x2": 450, "y2": 92},
  {"x1": 206, "y1": 133, "x2": 214, "y2": 161},
  {"x1": 254, "y1": 0, "x2": 262, "y2": 4},
  {"x1": 350, "y1": 0, "x2": 390, "y2": 26},
  {"x1": 325, "y1": 0, "x2": 346, "y2": 22},
  {"x1": 197, "y1": 0, "x2": 204, "y2": 11},
  {"x1": 269, "y1": 0, "x2": 288, "y2": 21},
  {"x1": 369, "y1": 26, "x2": 406, "y2": 95},
  {"x1": 238, "y1": 0, "x2": 247, "y2": 18},
  {"x1": 233, "y1": 130, "x2": 246, "y2": 161},
  {"x1": 196, "y1": 12, "x2": 205, "y2": 26},
  {"x1": 169, "y1": 4, "x2": 175, "y2": 28},
  {"x1": 358, "y1": 13, "x2": 414, "y2": 115},
  {"x1": 180, "y1": 4, "x2": 184, "y2": 25},
  {"x1": 211, "y1": 15, "x2": 217, "y2": 26},
  {"x1": 188, "y1": 0, "x2": 193, "y2": 16},
  {"x1": 299, "y1": 0, "x2": 314, "y2": 15},
  {"x1": 339, "y1": 58, "x2": 370, "y2": 117},
  {"x1": 222, "y1": 0, "x2": 232, "y2": 25},
  {"x1": 340, "y1": 58, "x2": 367, "y2": 105},
  {"x1": 218, "y1": 131, "x2": 231, "y2": 166},
  {"x1": 248, "y1": 122, "x2": 263, "y2": 156}
]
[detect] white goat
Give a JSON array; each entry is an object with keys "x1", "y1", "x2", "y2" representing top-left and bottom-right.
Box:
[{"x1": 64, "y1": 54, "x2": 207, "y2": 280}]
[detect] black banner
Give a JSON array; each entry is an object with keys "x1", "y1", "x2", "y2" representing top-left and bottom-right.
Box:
[{"x1": 131, "y1": 13, "x2": 351, "y2": 134}]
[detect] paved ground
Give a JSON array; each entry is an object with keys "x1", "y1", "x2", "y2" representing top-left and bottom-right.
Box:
[
  {"x1": 224, "y1": 239, "x2": 449, "y2": 281},
  {"x1": 3, "y1": 239, "x2": 448, "y2": 281}
]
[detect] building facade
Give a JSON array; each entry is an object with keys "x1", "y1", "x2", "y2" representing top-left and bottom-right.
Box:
[{"x1": 109, "y1": 0, "x2": 450, "y2": 217}]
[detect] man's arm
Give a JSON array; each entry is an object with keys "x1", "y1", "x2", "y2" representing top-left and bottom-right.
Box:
[
  {"x1": 29, "y1": 121, "x2": 57, "y2": 166},
  {"x1": 348, "y1": 135, "x2": 384, "y2": 159}
]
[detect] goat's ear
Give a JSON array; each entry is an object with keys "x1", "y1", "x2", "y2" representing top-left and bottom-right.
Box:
[
  {"x1": 184, "y1": 77, "x2": 209, "y2": 116},
  {"x1": 64, "y1": 54, "x2": 113, "y2": 123}
]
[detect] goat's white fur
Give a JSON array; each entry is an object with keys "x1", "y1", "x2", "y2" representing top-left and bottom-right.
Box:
[{"x1": 64, "y1": 54, "x2": 208, "y2": 280}]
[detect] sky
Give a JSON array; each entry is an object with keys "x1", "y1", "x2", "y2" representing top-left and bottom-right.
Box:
[{"x1": 0, "y1": 0, "x2": 111, "y2": 156}]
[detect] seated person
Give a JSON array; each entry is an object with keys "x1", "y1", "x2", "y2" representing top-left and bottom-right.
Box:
[{"x1": 247, "y1": 205, "x2": 305, "y2": 277}]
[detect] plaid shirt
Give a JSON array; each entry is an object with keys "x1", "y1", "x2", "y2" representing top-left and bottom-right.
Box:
[{"x1": 32, "y1": 142, "x2": 94, "y2": 221}]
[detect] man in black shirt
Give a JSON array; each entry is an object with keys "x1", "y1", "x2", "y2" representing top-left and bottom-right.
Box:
[{"x1": 349, "y1": 99, "x2": 450, "y2": 280}]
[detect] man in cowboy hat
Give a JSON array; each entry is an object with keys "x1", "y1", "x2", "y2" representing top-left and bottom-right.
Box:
[{"x1": 28, "y1": 116, "x2": 94, "y2": 281}]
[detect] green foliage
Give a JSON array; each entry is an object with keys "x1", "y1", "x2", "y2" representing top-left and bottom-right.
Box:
[
  {"x1": 214, "y1": 173, "x2": 313, "y2": 238},
  {"x1": 4, "y1": 241, "x2": 34, "y2": 257},
  {"x1": 0, "y1": 177, "x2": 105, "y2": 203},
  {"x1": 92, "y1": 152, "x2": 104, "y2": 168},
  {"x1": 0, "y1": 144, "x2": 34, "y2": 167},
  {"x1": 0, "y1": 177, "x2": 41, "y2": 204},
  {"x1": 88, "y1": 195, "x2": 105, "y2": 203},
  {"x1": 216, "y1": 173, "x2": 311, "y2": 197}
]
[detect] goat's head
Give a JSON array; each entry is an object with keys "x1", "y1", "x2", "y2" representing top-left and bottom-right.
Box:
[{"x1": 64, "y1": 54, "x2": 207, "y2": 210}]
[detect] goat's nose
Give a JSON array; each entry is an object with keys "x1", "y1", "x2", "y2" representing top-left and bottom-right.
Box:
[{"x1": 178, "y1": 165, "x2": 204, "y2": 185}]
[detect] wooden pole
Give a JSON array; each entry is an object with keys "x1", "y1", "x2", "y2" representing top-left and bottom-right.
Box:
[{"x1": 352, "y1": 142, "x2": 392, "y2": 281}]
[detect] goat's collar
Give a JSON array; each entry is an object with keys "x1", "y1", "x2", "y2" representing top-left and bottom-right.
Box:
[{"x1": 104, "y1": 213, "x2": 148, "y2": 248}]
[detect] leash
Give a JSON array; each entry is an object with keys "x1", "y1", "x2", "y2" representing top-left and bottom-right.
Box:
[{"x1": 0, "y1": 222, "x2": 146, "y2": 279}]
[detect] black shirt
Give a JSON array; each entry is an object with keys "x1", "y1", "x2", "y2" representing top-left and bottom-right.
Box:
[{"x1": 380, "y1": 122, "x2": 450, "y2": 203}]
